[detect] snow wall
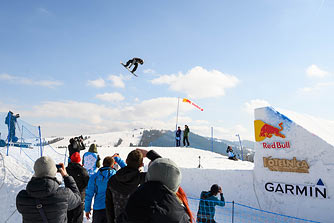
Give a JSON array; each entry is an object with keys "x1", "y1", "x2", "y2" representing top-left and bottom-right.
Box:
[{"x1": 253, "y1": 107, "x2": 334, "y2": 223}]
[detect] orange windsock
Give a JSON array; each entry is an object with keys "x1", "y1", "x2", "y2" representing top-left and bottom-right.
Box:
[{"x1": 182, "y1": 98, "x2": 204, "y2": 111}]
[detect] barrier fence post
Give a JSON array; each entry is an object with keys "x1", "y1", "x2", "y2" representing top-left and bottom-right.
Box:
[
  {"x1": 6, "y1": 112, "x2": 12, "y2": 156},
  {"x1": 38, "y1": 126, "x2": 43, "y2": 157},
  {"x1": 232, "y1": 201, "x2": 235, "y2": 223},
  {"x1": 211, "y1": 127, "x2": 213, "y2": 152},
  {"x1": 20, "y1": 125, "x2": 24, "y2": 155}
]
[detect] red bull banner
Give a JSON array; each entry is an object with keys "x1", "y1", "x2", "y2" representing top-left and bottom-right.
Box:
[
  {"x1": 182, "y1": 98, "x2": 204, "y2": 111},
  {"x1": 254, "y1": 120, "x2": 286, "y2": 142}
]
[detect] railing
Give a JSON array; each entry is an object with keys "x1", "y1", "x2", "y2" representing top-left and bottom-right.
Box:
[{"x1": 188, "y1": 197, "x2": 320, "y2": 223}]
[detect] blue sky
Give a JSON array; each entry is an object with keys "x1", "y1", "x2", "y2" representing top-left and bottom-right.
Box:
[{"x1": 0, "y1": 0, "x2": 333, "y2": 140}]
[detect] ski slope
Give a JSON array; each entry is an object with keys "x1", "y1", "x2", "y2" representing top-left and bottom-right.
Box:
[
  {"x1": 0, "y1": 129, "x2": 255, "y2": 223},
  {"x1": 1, "y1": 116, "x2": 333, "y2": 223}
]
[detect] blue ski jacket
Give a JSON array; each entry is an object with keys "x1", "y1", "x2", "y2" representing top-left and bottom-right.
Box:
[
  {"x1": 84, "y1": 156, "x2": 126, "y2": 212},
  {"x1": 176, "y1": 129, "x2": 181, "y2": 138},
  {"x1": 83, "y1": 152, "x2": 99, "y2": 176}
]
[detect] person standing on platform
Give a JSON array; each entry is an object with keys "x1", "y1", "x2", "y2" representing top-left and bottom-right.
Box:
[
  {"x1": 176, "y1": 126, "x2": 181, "y2": 147},
  {"x1": 183, "y1": 125, "x2": 190, "y2": 147}
]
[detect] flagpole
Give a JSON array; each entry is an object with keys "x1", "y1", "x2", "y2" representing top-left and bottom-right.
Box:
[
  {"x1": 176, "y1": 97, "x2": 180, "y2": 131},
  {"x1": 175, "y1": 97, "x2": 180, "y2": 147}
]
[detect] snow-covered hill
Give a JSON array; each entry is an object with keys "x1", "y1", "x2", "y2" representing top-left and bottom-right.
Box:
[
  {"x1": 1, "y1": 110, "x2": 332, "y2": 223},
  {"x1": 48, "y1": 128, "x2": 255, "y2": 162},
  {"x1": 0, "y1": 138, "x2": 255, "y2": 223},
  {"x1": 49, "y1": 129, "x2": 144, "y2": 149}
]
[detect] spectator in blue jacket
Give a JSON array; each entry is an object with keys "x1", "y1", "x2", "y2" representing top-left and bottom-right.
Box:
[
  {"x1": 227, "y1": 146, "x2": 238, "y2": 161},
  {"x1": 85, "y1": 154, "x2": 126, "y2": 223},
  {"x1": 197, "y1": 184, "x2": 225, "y2": 223},
  {"x1": 5, "y1": 111, "x2": 19, "y2": 143},
  {"x1": 176, "y1": 126, "x2": 181, "y2": 147},
  {"x1": 83, "y1": 144, "x2": 101, "y2": 176}
]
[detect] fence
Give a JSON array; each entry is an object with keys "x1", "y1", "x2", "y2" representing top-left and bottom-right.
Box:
[
  {"x1": 188, "y1": 197, "x2": 320, "y2": 223},
  {"x1": 0, "y1": 112, "x2": 43, "y2": 156},
  {"x1": 0, "y1": 112, "x2": 68, "y2": 169}
]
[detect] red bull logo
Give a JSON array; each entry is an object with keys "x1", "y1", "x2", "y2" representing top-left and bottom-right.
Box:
[{"x1": 254, "y1": 120, "x2": 286, "y2": 142}]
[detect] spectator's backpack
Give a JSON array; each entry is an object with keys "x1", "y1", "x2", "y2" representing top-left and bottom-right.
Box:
[{"x1": 83, "y1": 152, "x2": 98, "y2": 176}]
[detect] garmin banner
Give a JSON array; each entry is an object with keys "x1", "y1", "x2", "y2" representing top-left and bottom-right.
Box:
[
  {"x1": 253, "y1": 107, "x2": 334, "y2": 223},
  {"x1": 264, "y1": 179, "x2": 327, "y2": 199}
]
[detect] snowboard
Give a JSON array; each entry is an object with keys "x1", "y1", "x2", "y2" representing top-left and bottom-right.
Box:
[{"x1": 121, "y1": 62, "x2": 138, "y2": 77}]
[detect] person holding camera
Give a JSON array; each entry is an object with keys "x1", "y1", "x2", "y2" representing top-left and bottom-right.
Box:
[
  {"x1": 197, "y1": 184, "x2": 225, "y2": 223},
  {"x1": 5, "y1": 111, "x2": 20, "y2": 143},
  {"x1": 66, "y1": 152, "x2": 90, "y2": 223},
  {"x1": 85, "y1": 154, "x2": 126, "y2": 223},
  {"x1": 16, "y1": 156, "x2": 81, "y2": 222},
  {"x1": 68, "y1": 135, "x2": 86, "y2": 162}
]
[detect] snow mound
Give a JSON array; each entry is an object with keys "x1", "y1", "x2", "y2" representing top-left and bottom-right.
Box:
[{"x1": 254, "y1": 107, "x2": 334, "y2": 223}]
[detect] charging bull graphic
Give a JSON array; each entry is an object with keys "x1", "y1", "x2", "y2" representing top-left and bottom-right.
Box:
[{"x1": 254, "y1": 120, "x2": 286, "y2": 142}]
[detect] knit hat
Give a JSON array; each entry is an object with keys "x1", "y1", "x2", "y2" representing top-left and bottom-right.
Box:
[
  {"x1": 70, "y1": 152, "x2": 81, "y2": 163},
  {"x1": 89, "y1": 144, "x2": 97, "y2": 153},
  {"x1": 33, "y1": 156, "x2": 57, "y2": 178},
  {"x1": 146, "y1": 158, "x2": 181, "y2": 192}
]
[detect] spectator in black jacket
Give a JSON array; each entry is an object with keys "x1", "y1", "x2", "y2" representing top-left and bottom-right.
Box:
[
  {"x1": 66, "y1": 152, "x2": 90, "y2": 223},
  {"x1": 68, "y1": 136, "x2": 86, "y2": 162},
  {"x1": 16, "y1": 156, "x2": 81, "y2": 223},
  {"x1": 106, "y1": 149, "x2": 161, "y2": 223},
  {"x1": 119, "y1": 157, "x2": 190, "y2": 223}
]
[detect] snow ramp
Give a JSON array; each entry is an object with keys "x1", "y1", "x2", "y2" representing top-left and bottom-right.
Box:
[{"x1": 253, "y1": 106, "x2": 334, "y2": 223}]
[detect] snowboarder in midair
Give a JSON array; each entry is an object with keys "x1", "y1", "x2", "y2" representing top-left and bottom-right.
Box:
[{"x1": 123, "y1": 57, "x2": 144, "y2": 73}]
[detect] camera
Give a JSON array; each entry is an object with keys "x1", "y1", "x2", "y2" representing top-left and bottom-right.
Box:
[
  {"x1": 69, "y1": 135, "x2": 84, "y2": 144},
  {"x1": 56, "y1": 164, "x2": 62, "y2": 172},
  {"x1": 69, "y1": 135, "x2": 85, "y2": 151}
]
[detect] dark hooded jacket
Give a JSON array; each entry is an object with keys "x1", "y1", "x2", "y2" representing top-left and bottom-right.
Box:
[
  {"x1": 66, "y1": 162, "x2": 89, "y2": 200},
  {"x1": 183, "y1": 126, "x2": 190, "y2": 137},
  {"x1": 106, "y1": 150, "x2": 161, "y2": 223},
  {"x1": 68, "y1": 138, "x2": 86, "y2": 158},
  {"x1": 176, "y1": 129, "x2": 181, "y2": 138},
  {"x1": 66, "y1": 162, "x2": 90, "y2": 223},
  {"x1": 119, "y1": 181, "x2": 190, "y2": 223},
  {"x1": 16, "y1": 176, "x2": 81, "y2": 223}
]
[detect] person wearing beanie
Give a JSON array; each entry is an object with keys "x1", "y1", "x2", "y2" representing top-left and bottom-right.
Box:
[
  {"x1": 119, "y1": 157, "x2": 190, "y2": 223},
  {"x1": 85, "y1": 154, "x2": 126, "y2": 223},
  {"x1": 66, "y1": 152, "x2": 90, "y2": 223},
  {"x1": 196, "y1": 184, "x2": 225, "y2": 223},
  {"x1": 83, "y1": 143, "x2": 101, "y2": 176},
  {"x1": 105, "y1": 149, "x2": 161, "y2": 223},
  {"x1": 16, "y1": 156, "x2": 81, "y2": 223}
]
